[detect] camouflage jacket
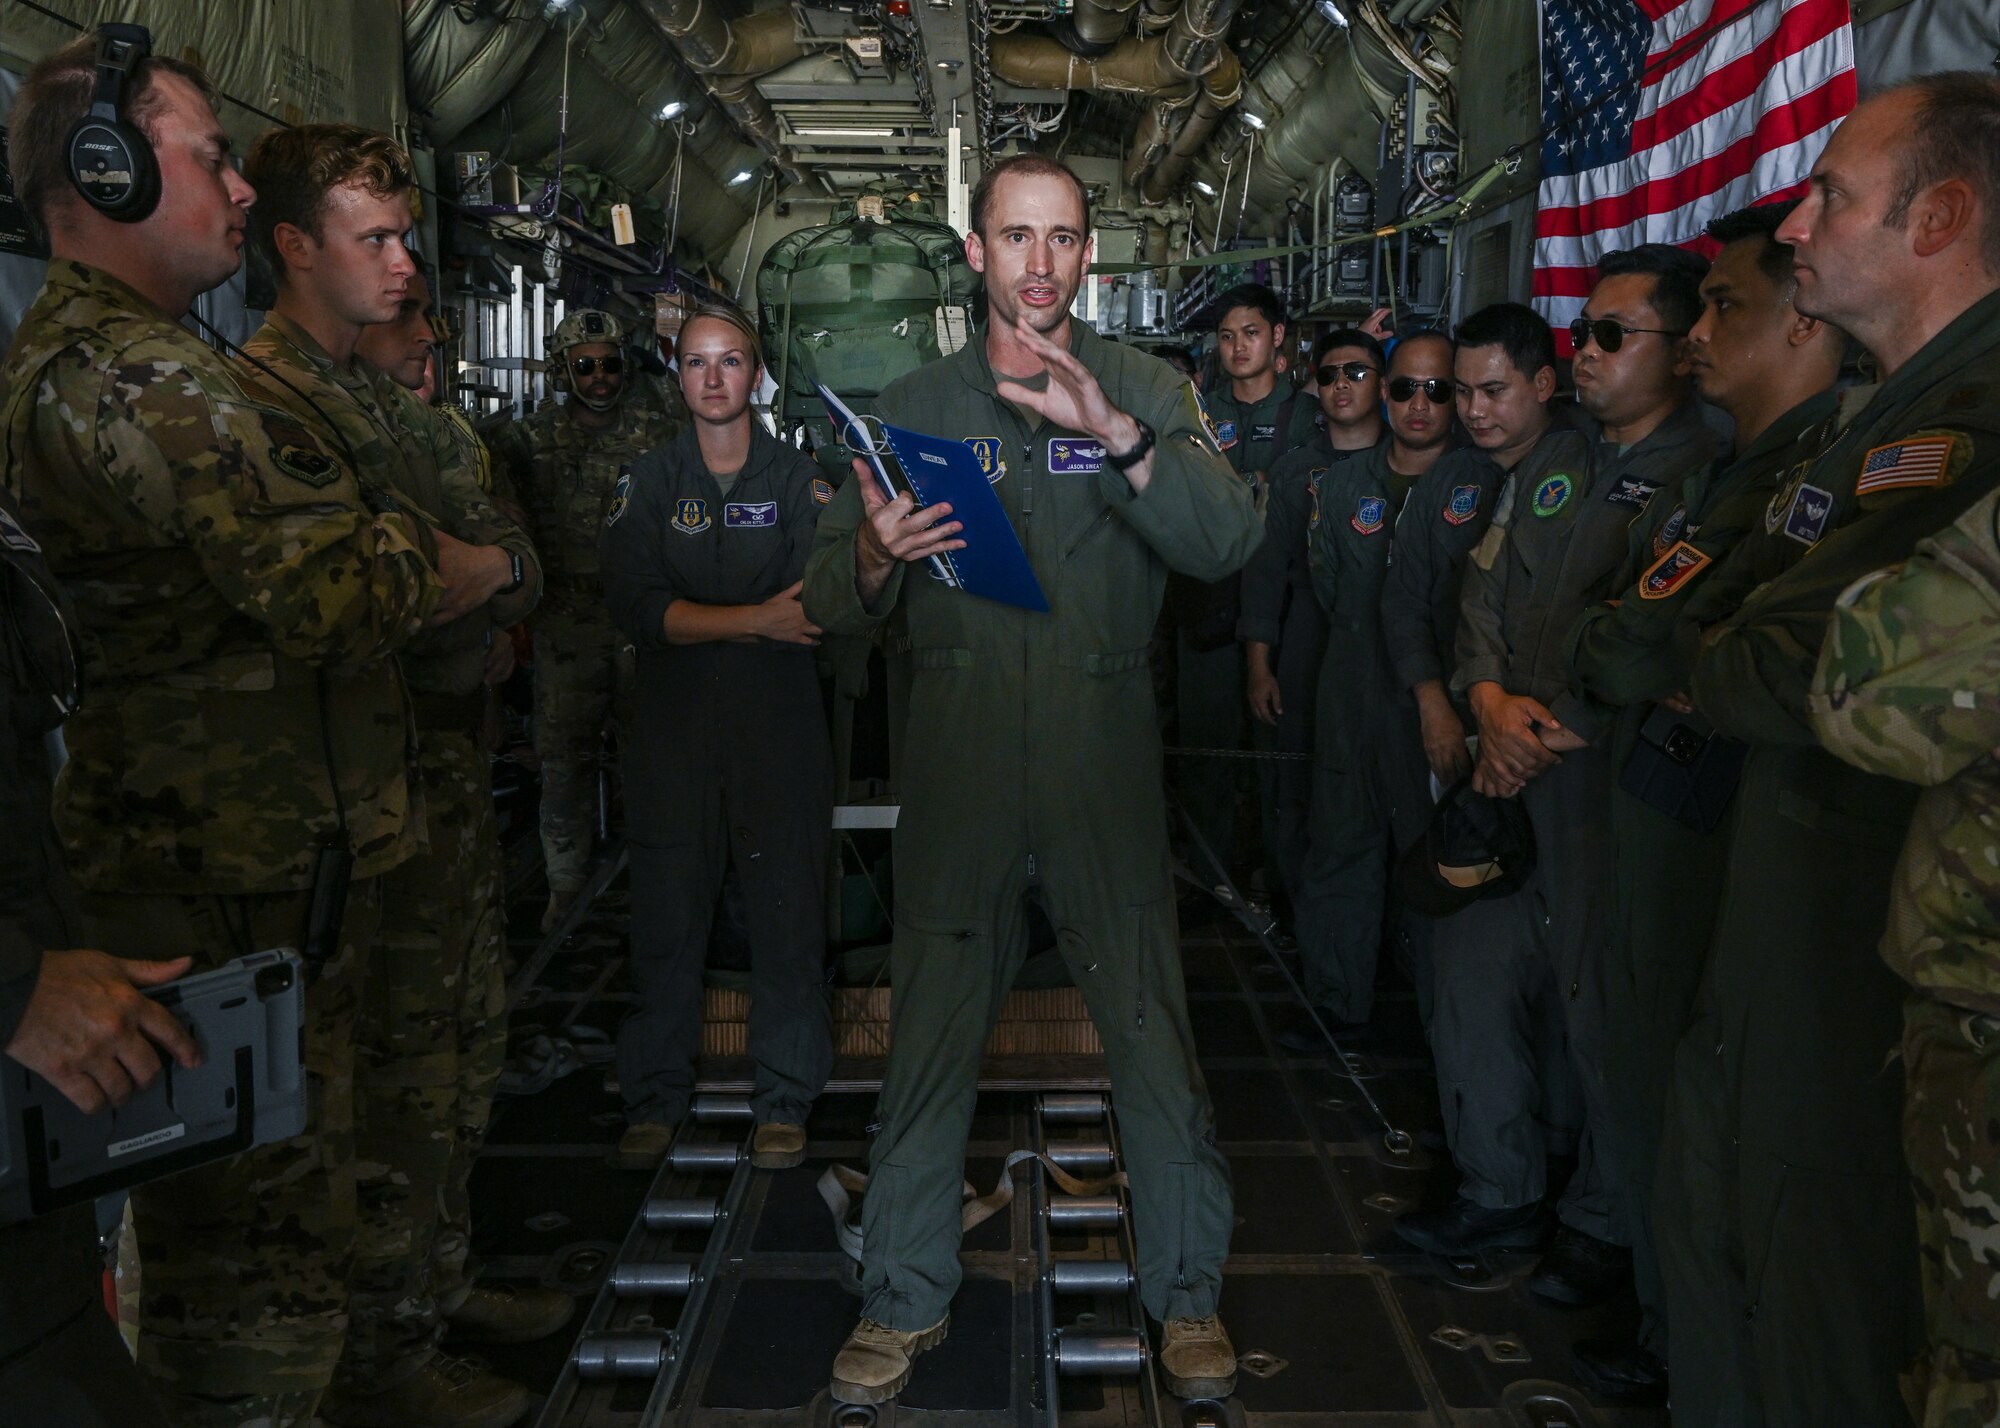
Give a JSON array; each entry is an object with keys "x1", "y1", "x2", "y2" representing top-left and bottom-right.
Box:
[
  {"x1": 0, "y1": 262, "x2": 441, "y2": 894},
  {"x1": 484, "y1": 392, "x2": 681, "y2": 609},
  {"x1": 244, "y1": 314, "x2": 542, "y2": 703},
  {"x1": 1810, "y1": 483, "x2": 2000, "y2": 1011}
]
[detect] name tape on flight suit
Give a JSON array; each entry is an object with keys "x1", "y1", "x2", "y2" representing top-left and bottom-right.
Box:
[{"x1": 1048, "y1": 439, "x2": 1106, "y2": 474}]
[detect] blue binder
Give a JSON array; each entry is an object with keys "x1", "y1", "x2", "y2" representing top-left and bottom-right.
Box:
[{"x1": 818, "y1": 383, "x2": 1049, "y2": 613}]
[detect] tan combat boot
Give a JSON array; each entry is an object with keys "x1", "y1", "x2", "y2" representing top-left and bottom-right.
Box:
[
  {"x1": 446, "y1": 1282, "x2": 577, "y2": 1344},
  {"x1": 612, "y1": 1121, "x2": 675, "y2": 1170},
  {"x1": 321, "y1": 1351, "x2": 530, "y2": 1428},
  {"x1": 1159, "y1": 1315, "x2": 1237, "y2": 1399},
  {"x1": 751, "y1": 1122, "x2": 807, "y2": 1169},
  {"x1": 830, "y1": 1315, "x2": 950, "y2": 1403}
]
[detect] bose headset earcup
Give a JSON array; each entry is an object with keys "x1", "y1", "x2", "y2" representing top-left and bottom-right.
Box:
[{"x1": 64, "y1": 24, "x2": 161, "y2": 224}]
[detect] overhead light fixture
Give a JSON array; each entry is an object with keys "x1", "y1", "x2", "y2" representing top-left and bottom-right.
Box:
[
  {"x1": 794, "y1": 126, "x2": 897, "y2": 138},
  {"x1": 935, "y1": 59, "x2": 961, "y2": 71},
  {"x1": 657, "y1": 100, "x2": 686, "y2": 122},
  {"x1": 728, "y1": 169, "x2": 756, "y2": 186},
  {"x1": 543, "y1": 0, "x2": 574, "y2": 14},
  {"x1": 1315, "y1": 0, "x2": 1349, "y2": 25},
  {"x1": 1193, "y1": 179, "x2": 1217, "y2": 197},
  {"x1": 1240, "y1": 111, "x2": 1267, "y2": 131}
]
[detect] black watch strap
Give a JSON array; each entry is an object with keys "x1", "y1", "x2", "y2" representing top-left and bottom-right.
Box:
[{"x1": 1105, "y1": 418, "x2": 1155, "y2": 472}]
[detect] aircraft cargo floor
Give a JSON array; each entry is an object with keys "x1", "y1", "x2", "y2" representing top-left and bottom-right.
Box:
[{"x1": 460, "y1": 847, "x2": 1672, "y2": 1428}]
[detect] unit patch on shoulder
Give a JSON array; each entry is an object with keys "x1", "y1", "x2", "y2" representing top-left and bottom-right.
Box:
[
  {"x1": 1781, "y1": 482, "x2": 1835, "y2": 546},
  {"x1": 1653, "y1": 502, "x2": 1688, "y2": 557},
  {"x1": 1530, "y1": 472, "x2": 1575, "y2": 518},
  {"x1": 724, "y1": 500, "x2": 778, "y2": 528},
  {"x1": 1639, "y1": 541, "x2": 1712, "y2": 599},
  {"x1": 965, "y1": 436, "x2": 1005, "y2": 482},
  {"x1": 811, "y1": 478, "x2": 834, "y2": 505},
  {"x1": 1215, "y1": 419, "x2": 1239, "y2": 450},
  {"x1": 1351, "y1": 495, "x2": 1387, "y2": 535},
  {"x1": 1604, "y1": 474, "x2": 1662, "y2": 510},
  {"x1": 671, "y1": 496, "x2": 711, "y2": 535},
  {"x1": 0, "y1": 506, "x2": 40, "y2": 554},
  {"x1": 1444, "y1": 482, "x2": 1482, "y2": 526},
  {"x1": 604, "y1": 470, "x2": 632, "y2": 527},
  {"x1": 1857, "y1": 431, "x2": 1965, "y2": 497},
  {"x1": 1048, "y1": 438, "x2": 1106, "y2": 474},
  {"x1": 1190, "y1": 384, "x2": 1223, "y2": 453},
  {"x1": 1766, "y1": 463, "x2": 1810, "y2": 534},
  {"x1": 275, "y1": 443, "x2": 338, "y2": 488}
]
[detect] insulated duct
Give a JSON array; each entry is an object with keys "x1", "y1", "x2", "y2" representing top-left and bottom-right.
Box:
[
  {"x1": 1229, "y1": 19, "x2": 1407, "y2": 220},
  {"x1": 404, "y1": 0, "x2": 549, "y2": 146},
  {"x1": 1123, "y1": 49, "x2": 1240, "y2": 202},
  {"x1": 630, "y1": 0, "x2": 806, "y2": 181},
  {"x1": 1052, "y1": 0, "x2": 1146, "y2": 57}
]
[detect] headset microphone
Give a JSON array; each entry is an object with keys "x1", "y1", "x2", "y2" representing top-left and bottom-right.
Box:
[{"x1": 64, "y1": 23, "x2": 161, "y2": 223}]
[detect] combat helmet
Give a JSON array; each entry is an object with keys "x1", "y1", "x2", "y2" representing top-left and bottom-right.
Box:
[{"x1": 550, "y1": 308, "x2": 626, "y2": 411}]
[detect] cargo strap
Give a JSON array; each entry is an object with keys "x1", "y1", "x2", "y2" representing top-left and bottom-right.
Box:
[{"x1": 817, "y1": 1150, "x2": 1127, "y2": 1262}]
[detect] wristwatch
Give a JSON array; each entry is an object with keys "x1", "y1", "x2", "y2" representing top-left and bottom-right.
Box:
[
  {"x1": 500, "y1": 550, "x2": 525, "y2": 595},
  {"x1": 1105, "y1": 418, "x2": 1155, "y2": 472}
]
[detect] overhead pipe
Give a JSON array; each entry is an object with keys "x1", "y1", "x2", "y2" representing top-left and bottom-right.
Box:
[
  {"x1": 1236, "y1": 20, "x2": 1405, "y2": 218},
  {"x1": 1123, "y1": 48, "x2": 1240, "y2": 202},
  {"x1": 631, "y1": 0, "x2": 807, "y2": 184},
  {"x1": 1137, "y1": 0, "x2": 1180, "y2": 34},
  {"x1": 1050, "y1": 0, "x2": 1145, "y2": 58}
]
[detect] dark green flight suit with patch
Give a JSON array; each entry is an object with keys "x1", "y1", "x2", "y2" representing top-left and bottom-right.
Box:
[
  {"x1": 1654, "y1": 293, "x2": 2000, "y2": 1425},
  {"x1": 600, "y1": 424, "x2": 834, "y2": 1129},
  {"x1": 1164, "y1": 380, "x2": 1298, "y2": 872},
  {"x1": 1289, "y1": 439, "x2": 1430, "y2": 1024},
  {"x1": 1563, "y1": 389, "x2": 1836, "y2": 1364},
  {"x1": 1442, "y1": 404, "x2": 1715, "y2": 1237},
  {"x1": 1237, "y1": 430, "x2": 1340, "y2": 905},
  {"x1": 802, "y1": 324, "x2": 1259, "y2": 1331}
]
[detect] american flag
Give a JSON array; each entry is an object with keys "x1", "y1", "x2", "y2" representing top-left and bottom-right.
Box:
[
  {"x1": 1531, "y1": 0, "x2": 1858, "y2": 353},
  {"x1": 1856, "y1": 436, "x2": 1956, "y2": 495}
]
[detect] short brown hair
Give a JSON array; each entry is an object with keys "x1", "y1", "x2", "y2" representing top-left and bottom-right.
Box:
[
  {"x1": 681, "y1": 303, "x2": 765, "y2": 372},
  {"x1": 969, "y1": 154, "x2": 1092, "y2": 238},
  {"x1": 6, "y1": 32, "x2": 218, "y2": 230},
  {"x1": 243, "y1": 123, "x2": 414, "y2": 278},
  {"x1": 1884, "y1": 72, "x2": 2000, "y2": 276}
]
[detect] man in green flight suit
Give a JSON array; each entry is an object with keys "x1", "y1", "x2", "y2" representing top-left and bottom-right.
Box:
[
  {"x1": 238, "y1": 120, "x2": 568, "y2": 1428},
  {"x1": 1652, "y1": 73, "x2": 2000, "y2": 1424},
  {"x1": 486, "y1": 309, "x2": 683, "y2": 931},
  {"x1": 0, "y1": 37, "x2": 458, "y2": 1428},
  {"x1": 802, "y1": 154, "x2": 1259, "y2": 1405},
  {"x1": 1810, "y1": 479, "x2": 2000, "y2": 1428},
  {"x1": 1560, "y1": 200, "x2": 1846, "y2": 1405}
]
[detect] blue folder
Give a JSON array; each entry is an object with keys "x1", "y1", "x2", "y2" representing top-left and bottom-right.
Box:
[{"x1": 818, "y1": 383, "x2": 1049, "y2": 613}]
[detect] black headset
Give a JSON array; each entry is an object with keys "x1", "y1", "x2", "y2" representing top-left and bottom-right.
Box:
[{"x1": 64, "y1": 23, "x2": 161, "y2": 223}]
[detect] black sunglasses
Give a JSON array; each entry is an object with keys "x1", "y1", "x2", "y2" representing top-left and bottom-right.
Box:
[
  {"x1": 1315, "y1": 361, "x2": 1378, "y2": 386},
  {"x1": 572, "y1": 354, "x2": 624, "y2": 376},
  {"x1": 1387, "y1": 376, "x2": 1453, "y2": 402},
  {"x1": 1568, "y1": 317, "x2": 1686, "y2": 354}
]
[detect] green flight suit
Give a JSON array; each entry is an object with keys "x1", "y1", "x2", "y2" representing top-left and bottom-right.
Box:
[
  {"x1": 1564, "y1": 389, "x2": 1835, "y2": 1362},
  {"x1": 801, "y1": 324, "x2": 1259, "y2": 1330},
  {"x1": 1162, "y1": 380, "x2": 1298, "y2": 873},
  {"x1": 1811, "y1": 481, "x2": 2000, "y2": 1428},
  {"x1": 1444, "y1": 404, "x2": 1716, "y2": 1239},
  {"x1": 243, "y1": 315, "x2": 543, "y2": 1392},
  {"x1": 1291, "y1": 439, "x2": 1430, "y2": 1023},
  {"x1": 1657, "y1": 290, "x2": 2000, "y2": 1424}
]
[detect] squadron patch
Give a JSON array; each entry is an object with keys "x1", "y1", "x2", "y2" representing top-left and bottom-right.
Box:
[
  {"x1": 1604, "y1": 475, "x2": 1662, "y2": 510},
  {"x1": 1047, "y1": 438, "x2": 1106, "y2": 474},
  {"x1": 1857, "y1": 432, "x2": 1962, "y2": 496},
  {"x1": 1444, "y1": 483, "x2": 1481, "y2": 526},
  {"x1": 604, "y1": 470, "x2": 632, "y2": 527},
  {"x1": 1190, "y1": 384, "x2": 1223, "y2": 453},
  {"x1": 724, "y1": 501, "x2": 777, "y2": 528},
  {"x1": 672, "y1": 496, "x2": 711, "y2": 535},
  {"x1": 1308, "y1": 468, "x2": 1328, "y2": 529},
  {"x1": 1215, "y1": 419, "x2": 1239, "y2": 450},
  {"x1": 1766, "y1": 463, "x2": 1811, "y2": 534},
  {"x1": 1638, "y1": 541, "x2": 1711, "y2": 599},
  {"x1": 1653, "y1": 502, "x2": 1688, "y2": 556},
  {"x1": 1781, "y1": 482, "x2": 1835, "y2": 546},
  {"x1": 0, "y1": 507, "x2": 40, "y2": 554},
  {"x1": 964, "y1": 437, "x2": 1006, "y2": 483},
  {"x1": 1351, "y1": 495, "x2": 1388, "y2": 535},
  {"x1": 812, "y1": 478, "x2": 834, "y2": 505},
  {"x1": 1531, "y1": 473, "x2": 1575, "y2": 518},
  {"x1": 275, "y1": 443, "x2": 338, "y2": 488}
]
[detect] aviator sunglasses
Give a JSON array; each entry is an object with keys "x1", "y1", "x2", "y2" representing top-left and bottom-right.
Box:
[
  {"x1": 1387, "y1": 376, "x2": 1453, "y2": 402},
  {"x1": 1568, "y1": 316, "x2": 1686, "y2": 354},
  {"x1": 1315, "y1": 360, "x2": 1379, "y2": 386},
  {"x1": 572, "y1": 354, "x2": 624, "y2": 376}
]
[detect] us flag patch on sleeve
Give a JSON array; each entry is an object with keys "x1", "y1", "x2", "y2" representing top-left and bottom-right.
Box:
[{"x1": 1856, "y1": 435, "x2": 1956, "y2": 496}]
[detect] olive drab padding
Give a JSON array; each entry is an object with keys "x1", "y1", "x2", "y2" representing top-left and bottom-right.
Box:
[{"x1": 754, "y1": 186, "x2": 979, "y2": 442}]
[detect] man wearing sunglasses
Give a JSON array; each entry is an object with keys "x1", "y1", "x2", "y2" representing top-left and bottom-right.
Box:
[
  {"x1": 1239, "y1": 328, "x2": 1385, "y2": 976},
  {"x1": 487, "y1": 310, "x2": 683, "y2": 934}
]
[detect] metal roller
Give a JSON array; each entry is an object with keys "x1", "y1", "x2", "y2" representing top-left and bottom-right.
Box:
[
  {"x1": 1049, "y1": 1260, "x2": 1134, "y2": 1295},
  {"x1": 668, "y1": 1142, "x2": 741, "y2": 1172},
  {"x1": 609, "y1": 1262, "x2": 696, "y2": 1297},
  {"x1": 642, "y1": 1196, "x2": 719, "y2": 1230},
  {"x1": 692, "y1": 1093, "x2": 754, "y2": 1123},
  {"x1": 1046, "y1": 1195, "x2": 1124, "y2": 1231},
  {"x1": 1054, "y1": 1329, "x2": 1147, "y2": 1377},
  {"x1": 573, "y1": 1330, "x2": 672, "y2": 1379},
  {"x1": 1039, "y1": 1093, "x2": 1106, "y2": 1123},
  {"x1": 1044, "y1": 1140, "x2": 1116, "y2": 1173}
]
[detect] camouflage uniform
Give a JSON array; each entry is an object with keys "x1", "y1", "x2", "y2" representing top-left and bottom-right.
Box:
[
  {"x1": 243, "y1": 314, "x2": 541, "y2": 1393},
  {"x1": 1811, "y1": 481, "x2": 2000, "y2": 1428},
  {"x1": 0, "y1": 262, "x2": 440, "y2": 1426},
  {"x1": 486, "y1": 369, "x2": 681, "y2": 896}
]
